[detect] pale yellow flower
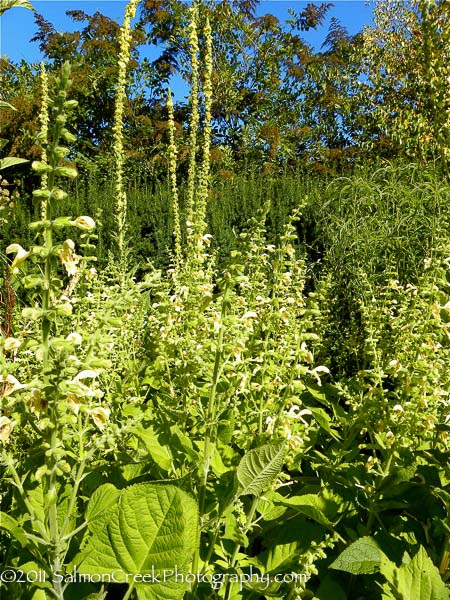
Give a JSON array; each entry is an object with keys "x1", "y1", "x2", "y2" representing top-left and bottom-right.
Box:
[
  {"x1": 90, "y1": 406, "x2": 110, "y2": 430},
  {"x1": 59, "y1": 239, "x2": 79, "y2": 276},
  {"x1": 72, "y1": 216, "x2": 96, "y2": 231},
  {"x1": 1, "y1": 374, "x2": 25, "y2": 397},
  {"x1": 6, "y1": 244, "x2": 30, "y2": 273},
  {"x1": 3, "y1": 337, "x2": 21, "y2": 351},
  {"x1": 74, "y1": 370, "x2": 98, "y2": 381},
  {"x1": 241, "y1": 311, "x2": 258, "y2": 320},
  {"x1": 66, "y1": 332, "x2": 82, "y2": 345},
  {"x1": 86, "y1": 267, "x2": 97, "y2": 281},
  {"x1": 0, "y1": 416, "x2": 14, "y2": 442},
  {"x1": 30, "y1": 388, "x2": 46, "y2": 415}
]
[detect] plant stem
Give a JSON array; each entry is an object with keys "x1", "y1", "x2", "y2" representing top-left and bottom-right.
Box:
[
  {"x1": 365, "y1": 447, "x2": 394, "y2": 536},
  {"x1": 224, "y1": 496, "x2": 259, "y2": 600},
  {"x1": 122, "y1": 582, "x2": 136, "y2": 600},
  {"x1": 193, "y1": 286, "x2": 229, "y2": 574}
]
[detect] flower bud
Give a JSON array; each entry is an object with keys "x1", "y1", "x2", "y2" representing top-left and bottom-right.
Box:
[
  {"x1": 32, "y1": 161, "x2": 51, "y2": 173},
  {"x1": 54, "y1": 166, "x2": 78, "y2": 178},
  {"x1": 64, "y1": 100, "x2": 78, "y2": 110}
]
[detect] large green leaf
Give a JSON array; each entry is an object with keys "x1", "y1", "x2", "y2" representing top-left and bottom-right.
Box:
[
  {"x1": 330, "y1": 536, "x2": 385, "y2": 575},
  {"x1": 237, "y1": 442, "x2": 285, "y2": 497},
  {"x1": 380, "y1": 546, "x2": 448, "y2": 600},
  {"x1": 77, "y1": 484, "x2": 198, "y2": 600},
  {"x1": 0, "y1": 157, "x2": 29, "y2": 170}
]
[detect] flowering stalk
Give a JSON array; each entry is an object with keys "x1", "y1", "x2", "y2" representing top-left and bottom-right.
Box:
[
  {"x1": 113, "y1": 0, "x2": 139, "y2": 269},
  {"x1": 185, "y1": 1, "x2": 200, "y2": 247},
  {"x1": 167, "y1": 89, "x2": 182, "y2": 278},
  {"x1": 38, "y1": 62, "x2": 49, "y2": 220},
  {"x1": 4, "y1": 62, "x2": 99, "y2": 600},
  {"x1": 192, "y1": 15, "x2": 213, "y2": 266}
]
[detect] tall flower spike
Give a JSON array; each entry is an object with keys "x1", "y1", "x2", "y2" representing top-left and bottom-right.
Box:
[
  {"x1": 113, "y1": 0, "x2": 140, "y2": 270},
  {"x1": 193, "y1": 14, "x2": 213, "y2": 266},
  {"x1": 185, "y1": 1, "x2": 200, "y2": 249},
  {"x1": 167, "y1": 89, "x2": 182, "y2": 278},
  {"x1": 38, "y1": 62, "x2": 49, "y2": 220}
]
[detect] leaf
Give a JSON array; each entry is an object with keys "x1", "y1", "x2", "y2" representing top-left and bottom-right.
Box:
[
  {"x1": 170, "y1": 424, "x2": 199, "y2": 461},
  {"x1": 237, "y1": 442, "x2": 285, "y2": 497},
  {"x1": 0, "y1": 100, "x2": 17, "y2": 110},
  {"x1": 273, "y1": 493, "x2": 333, "y2": 528},
  {"x1": 330, "y1": 536, "x2": 385, "y2": 575},
  {"x1": 380, "y1": 546, "x2": 448, "y2": 600},
  {"x1": 0, "y1": 157, "x2": 29, "y2": 170},
  {"x1": 224, "y1": 510, "x2": 248, "y2": 546},
  {"x1": 85, "y1": 483, "x2": 121, "y2": 534},
  {"x1": 77, "y1": 484, "x2": 198, "y2": 600},
  {"x1": 263, "y1": 542, "x2": 298, "y2": 574},
  {"x1": 27, "y1": 484, "x2": 48, "y2": 539},
  {"x1": 308, "y1": 407, "x2": 340, "y2": 440},
  {"x1": 218, "y1": 408, "x2": 235, "y2": 444},
  {"x1": 0, "y1": 512, "x2": 29, "y2": 547},
  {"x1": 18, "y1": 562, "x2": 51, "y2": 589},
  {"x1": 133, "y1": 426, "x2": 172, "y2": 471},
  {"x1": 30, "y1": 591, "x2": 48, "y2": 600},
  {"x1": 0, "y1": 138, "x2": 9, "y2": 150}
]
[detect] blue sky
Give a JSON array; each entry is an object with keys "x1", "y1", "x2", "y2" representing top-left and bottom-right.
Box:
[{"x1": 1, "y1": 1, "x2": 374, "y2": 99}]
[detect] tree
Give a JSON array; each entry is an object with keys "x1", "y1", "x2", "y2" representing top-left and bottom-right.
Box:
[{"x1": 356, "y1": 0, "x2": 450, "y2": 164}]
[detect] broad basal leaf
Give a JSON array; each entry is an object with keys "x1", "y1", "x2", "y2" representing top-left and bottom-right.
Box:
[
  {"x1": 237, "y1": 442, "x2": 285, "y2": 497},
  {"x1": 77, "y1": 484, "x2": 198, "y2": 600}
]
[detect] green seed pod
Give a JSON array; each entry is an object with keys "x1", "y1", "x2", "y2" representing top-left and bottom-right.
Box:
[{"x1": 55, "y1": 146, "x2": 70, "y2": 158}]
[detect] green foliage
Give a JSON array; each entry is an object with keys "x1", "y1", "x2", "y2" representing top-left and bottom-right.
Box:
[
  {"x1": 2, "y1": 2, "x2": 450, "y2": 599},
  {"x1": 76, "y1": 484, "x2": 198, "y2": 600}
]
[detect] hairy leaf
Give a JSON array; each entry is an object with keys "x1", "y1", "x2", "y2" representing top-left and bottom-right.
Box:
[
  {"x1": 77, "y1": 484, "x2": 198, "y2": 600},
  {"x1": 237, "y1": 442, "x2": 285, "y2": 497},
  {"x1": 330, "y1": 536, "x2": 384, "y2": 575},
  {"x1": 380, "y1": 546, "x2": 448, "y2": 600}
]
